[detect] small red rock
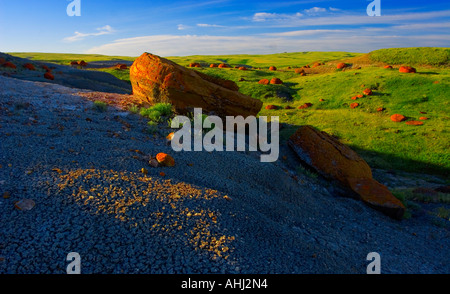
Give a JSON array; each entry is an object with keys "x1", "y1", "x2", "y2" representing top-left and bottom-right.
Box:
[
  {"x1": 258, "y1": 79, "x2": 269, "y2": 85},
  {"x1": 23, "y1": 63, "x2": 35, "y2": 70},
  {"x1": 14, "y1": 199, "x2": 36, "y2": 211},
  {"x1": 3, "y1": 62, "x2": 16, "y2": 69},
  {"x1": 298, "y1": 103, "x2": 313, "y2": 109},
  {"x1": 265, "y1": 105, "x2": 277, "y2": 110},
  {"x1": 399, "y1": 66, "x2": 416, "y2": 73},
  {"x1": 433, "y1": 81, "x2": 439, "y2": 84},
  {"x1": 390, "y1": 114, "x2": 406, "y2": 122},
  {"x1": 44, "y1": 72, "x2": 54, "y2": 80},
  {"x1": 238, "y1": 67, "x2": 247, "y2": 71},
  {"x1": 210, "y1": 64, "x2": 218, "y2": 68},
  {"x1": 337, "y1": 63, "x2": 346, "y2": 69},
  {"x1": 419, "y1": 117, "x2": 428, "y2": 120},
  {"x1": 363, "y1": 88, "x2": 373, "y2": 96},
  {"x1": 78, "y1": 60, "x2": 88, "y2": 67},
  {"x1": 350, "y1": 102, "x2": 359, "y2": 109},
  {"x1": 405, "y1": 120, "x2": 423, "y2": 126},
  {"x1": 270, "y1": 78, "x2": 283, "y2": 85},
  {"x1": 269, "y1": 66, "x2": 277, "y2": 71},
  {"x1": 285, "y1": 106, "x2": 294, "y2": 109},
  {"x1": 377, "y1": 107, "x2": 385, "y2": 112},
  {"x1": 319, "y1": 99, "x2": 325, "y2": 102},
  {"x1": 218, "y1": 63, "x2": 229, "y2": 68},
  {"x1": 384, "y1": 65, "x2": 393, "y2": 69}
]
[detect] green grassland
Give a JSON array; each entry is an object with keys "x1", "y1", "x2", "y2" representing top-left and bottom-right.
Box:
[
  {"x1": 9, "y1": 48, "x2": 450, "y2": 177},
  {"x1": 9, "y1": 52, "x2": 136, "y2": 65}
]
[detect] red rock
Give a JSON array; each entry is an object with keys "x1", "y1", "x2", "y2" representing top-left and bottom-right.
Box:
[
  {"x1": 218, "y1": 63, "x2": 229, "y2": 68},
  {"x1": 285, "y1": 106, "x2": 294, "y2": 109},
  {"x1": 303, "y1": 65, "x2": 310, "y2": 69},
  {"x1": 399, "y1": 66, "x2": 416, "y2": 73},
  {"x1": 337, "y1": 63, "x2": 346, "y2": 69},
  {"x1": 298, "y1": 103, "x2": 313, "y2": 109},
  {"x1": 0, "y1": 57, "x2": 5, "y2": 65},
  {"x1": 405, "y1": 120, "x2": 423, "y2": 126},
  {"x1": 210, "y1": 64, "x2": 218, "y2": 68},
  {"x1": 384, "y1": 65, "x2": 393, "y2": 69},
  {"x1": 130, "y1": 52, "x2": 262, "y2": 118},
  {"x1": 258, "y1": 79, "x2": 269, "y2": 85},
  {"x1": 350, "y1": 102, "x2": 359, "y2": 109},
  {"x1": 70, "y1": 61, "x2": 79, "y2": 66},
  {"x1": 238, "y1": 67, "x2": 247, "y2": 71},
  {"x1": 23, "y1": 63, "x2": 35, "y2": 70},
  {"x1": 433, "y1": 81, "x2": 439, "y2": 84},
  {"x1": 390, "y1": 114, "x2": 406, "y2": 122},
  {"x1": 265, "y1": 105, "x2": 277, "y2": 110},
  {"x1": 295, "y1": 68, "x2": 304, "y2": 74},
  {"x1": 419, "y1": 117, "x2": 428, "y2": 120},
  {"x1": 420, "y1": 111, "x2": 427, "y2": 114},
  {"x1": 270, "y1": 78, "x2": 283, "y2": 85},
  {"x1": 312, "y1": 62, "x2": 322, "y2": 68},
  {"x1": 78, "y1": 60, "x2": 88, "y2": 67},
  {"x1": 351, "y1": 96, "x2": 358, "y2": 100},
  {"x1": 287, "y1": 66, "x2": 291, "y2": 69},
  {"x1": 116, "y1": 64, "x2": 128, "y2": 70},
  {"x1": 288, "y1": 125, "x2": 373, "y2": 186},
  {"x1": 269, "y1": 66, "x2": 277, "y2": 71},
  {"x1": 357, "y1": 94, "x2": 364, "y2": 98},
  {"x1": 156, "y1": 153, "x2": 175, "y2": 167},
  {"x1": 3, "y1": 62, "x2": 16, "y2": 69},
  {"x1": 347, "y1": 178, "x2": 405, "y2": 220},
  {"x1": 44, "y1": 72, "x2": 54, "y2": 80},
  {"x1": 363, "y1": 88, "x2": 373, "y2": 96},
  {"x1": 377, "y1": 107, "x2": 385, "y2": 112},
  {"x1": 300, "y1": 72, "x2": 306, "y2": 76},
  {"x1": 42, "y1": 65, "x2": 50, "y2": 72},
  {"x1": 288, "y1": 126, "x2": 405, "y2": 219},
  {"x1": 319, "y1": 99, "x2": 325, "y2": 102}
]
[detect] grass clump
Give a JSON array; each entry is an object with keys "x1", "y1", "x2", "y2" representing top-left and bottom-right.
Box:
[
  {"x1": 139, "y1": 103, "x2": 173, "y2": 122},
  {"x1": 92, "y1": 100, "x2": 108, "y2": 112}
]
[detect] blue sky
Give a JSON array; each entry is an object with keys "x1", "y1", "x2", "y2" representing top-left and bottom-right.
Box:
[{"x1": 0, "y1": 0, "x2": 449, "y2": 56}]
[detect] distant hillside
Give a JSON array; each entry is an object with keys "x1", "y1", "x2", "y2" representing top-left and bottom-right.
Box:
[{"x1": 368, "y1": 47, "x2": 450, "y2": 67}]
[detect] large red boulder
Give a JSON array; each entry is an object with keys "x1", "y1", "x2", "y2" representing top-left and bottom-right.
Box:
[
  {"x1": 130, "y1": 52, "x2": 262, "y2": 118},
  {"x1": 399, "y1": 66, "x2": 416, "y2": 73},
  {"x1": 288, "y1": 126, "x2": 405, "y2": 219}
]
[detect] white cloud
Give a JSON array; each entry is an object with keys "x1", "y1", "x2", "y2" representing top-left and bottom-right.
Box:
[
  {"x1": 304, "y1": 7, "x2": 327, "y2": 15},
  {"x1": 197, "y1": 23, "x2": 226, "y2": 28},
  {"x1": 252, "y1": 12, "x2": 303, "y2": 22},
  {"x1": 63, "y1": 25, "x2": 115, "y2": 42},
  {"x1": 177, "y1": 24, "x2": 191, "y2": 30}
]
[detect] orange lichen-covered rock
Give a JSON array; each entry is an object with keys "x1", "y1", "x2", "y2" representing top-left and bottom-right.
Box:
[
  {"x1": 130, "y1": 52, "x2": 262, "y2": 118},
  {"x1": 289, "y1": 126, "x2": 405, "y2": 219},
  {"x1": 78, "y1": 60, "x2": 88, "y2": 67},
  {"x1": 270, "y1": 78, "x2": 283, "y2": 84},
  {"x1": 390, "y1": 114, "x2": 406, "y2": 122},
  {"x1": 238, "y1": 67, "x2": 247, "y2": 71},
  {"x1": 377, "y1": 107, "x2": 385, "y2": 112},
  {"x1": 288, "y1": 125, "x2": 373, "y2": 186},
  {"x1": 337, "y1": 63, "x2": 347, "y2": 69},
  {"x1": 258, "y1": 79, "x2": 269, "y2": 85},
  {"x1": 156, "y1": 153, "x2": 175, "y2": 167},
  {"x1": 44, "y1": 72, "x2": 55, "y2": 80},
  {"x1": 3, "y1": 62, "x2": 17, "y2": 69},
  {"x1": 218, "y1": 63, "x2": 229, "y2": 68},
  {"x1": 419, "y1": 117, "x2": 428, "y2": 120},
  {"x1": 269, "y1": 66, "x2": 277, "y2": 71},
  {"x1": 70, "y1": 61, "x2": 79, "y2": 66},
  {"x1": 23, "y1": 63, "x2": 36, "y2": 70},
  {"x1": 312, "y1": 62, "x2": 322, "y2": 68},
  {"x1": 399, "y1": 66, "x2": 416, "y2": 73},
  {"x1": 295, "y1": 68, "x2": 305, "y2": 74},
  {"x1": 265, "y1": 105, "x2": 278, "y2": 110},
  {"x1": 350, "y1": 102, "x2": 359, "y2": 109},
  {"x1": 347, "y1": 178, "x2": 405, "y2": 220},
  {"x1": 210, "y1": 64, "x2": 218, "y2": 68},
  {"x1": 384, "y1": 65, "x2": 393, "y2": 69}
]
